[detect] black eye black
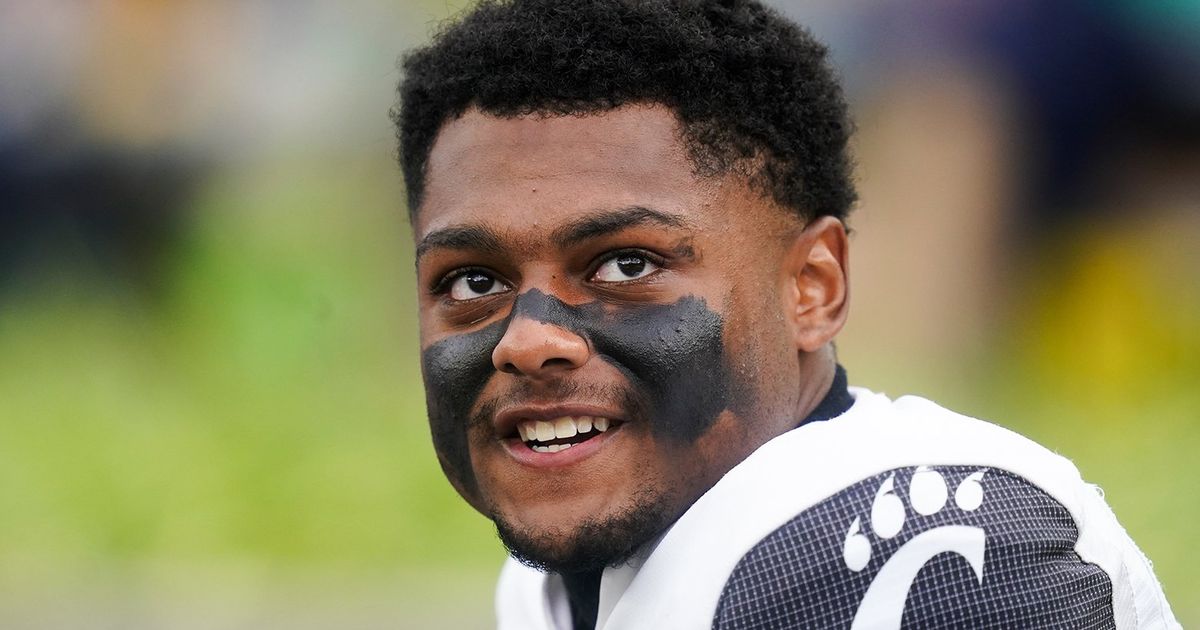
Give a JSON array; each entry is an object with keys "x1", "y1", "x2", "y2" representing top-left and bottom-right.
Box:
[
  {"x1": 466, "y1": 273, "x2": 495, "y2": 294},
  {"x1": 616, "y1": 255, "x2": 645, "y2": 277}
]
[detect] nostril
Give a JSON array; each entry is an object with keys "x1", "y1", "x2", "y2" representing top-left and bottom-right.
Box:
[{"x1": 540, "y1": 357, "x2": 576, "y2": 370}]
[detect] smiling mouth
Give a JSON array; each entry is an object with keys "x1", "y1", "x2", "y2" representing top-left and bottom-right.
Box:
[{"x1": 515, "y1": 416, "x2": 620, "y2": 453}]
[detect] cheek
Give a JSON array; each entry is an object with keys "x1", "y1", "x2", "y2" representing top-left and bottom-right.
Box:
[
  {"x1": 590, "y1": 295, "x2": 743, "y2": 443},
  {"x1": 420, "y1": 321, "x2": 505, "y2": 501},
  {"x1": 724, "y1": 300, "x2": 799, "y2": 426}
]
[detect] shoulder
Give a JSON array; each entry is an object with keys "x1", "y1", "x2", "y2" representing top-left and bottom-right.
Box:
[
  {"x1": 704, "y1": 390, "x2": 1181, "y2": 629},
  {"x1": 713, "y1": 464, "x2": 1117, "y2": 628},
  {"x1": 602, "y1": 389, "x2": 1180, "y2": 629}
]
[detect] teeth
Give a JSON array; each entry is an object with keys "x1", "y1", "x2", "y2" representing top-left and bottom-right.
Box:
[
  {"x1": 532, "y1": 441, "x2": 578, "y2": 451},
  {"x1": 554, "y1": 417, "x2": 577, "y2": 439},
  {"x1": 530, "y1": 443, "x2": 576, "y2": 453},
  {"x1": 517, "y1": 416, "x2": 615, "y2": 445}
]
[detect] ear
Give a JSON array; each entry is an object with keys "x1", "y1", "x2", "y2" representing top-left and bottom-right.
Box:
[{"x1": 781, "y1": 216, "x2": 850, "y2": 353}]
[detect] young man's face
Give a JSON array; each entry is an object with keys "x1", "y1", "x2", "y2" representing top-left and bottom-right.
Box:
[{"x1": 414, "y1": 104, "x2": 809, "y2": 572}]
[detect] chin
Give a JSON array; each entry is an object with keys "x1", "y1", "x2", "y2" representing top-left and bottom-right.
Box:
[{"x1": 491, "y1": 489, "x2": 672, "y2": 574}]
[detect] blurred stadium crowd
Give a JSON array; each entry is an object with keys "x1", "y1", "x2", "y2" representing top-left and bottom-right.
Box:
[{"x1": 1, "y1": 1, "x2": 1196, "y2": 628}]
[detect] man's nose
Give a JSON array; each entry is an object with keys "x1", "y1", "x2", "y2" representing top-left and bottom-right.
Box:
[{"x1": 491, "y1": 313, "x2": 589, "y2": 378}]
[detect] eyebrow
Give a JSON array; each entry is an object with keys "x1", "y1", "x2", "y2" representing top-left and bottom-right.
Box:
[
  {"x1": 415, "y1": 224, "x2": 505, "y2": 260},
  {"x1": 415, "y1": 205, "x2": 691, "y2": 262},
  {"x1": 550, "y1": 206, "x2": 691, "y2": 248}
]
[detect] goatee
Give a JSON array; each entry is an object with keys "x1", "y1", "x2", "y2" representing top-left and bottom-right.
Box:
[{"x1": 492, "y1": 487, "x2": 672, "y2": 574}]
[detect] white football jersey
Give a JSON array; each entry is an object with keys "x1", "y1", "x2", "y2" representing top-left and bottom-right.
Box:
[{"x1": 496, "y1": 388, "x2": 1181, "y2": 629}]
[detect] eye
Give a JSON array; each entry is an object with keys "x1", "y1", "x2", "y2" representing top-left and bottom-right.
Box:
[
  {"x1": 447, "y1": 270, "x2": 509, "y2": 301},
  {"x1": 592, "y1": 252, "x2": 660, "y2": 283}
]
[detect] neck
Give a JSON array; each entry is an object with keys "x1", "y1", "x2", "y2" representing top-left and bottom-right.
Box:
[{"x1": 792, "y1": 351, "x2": 838, "y2": 426}]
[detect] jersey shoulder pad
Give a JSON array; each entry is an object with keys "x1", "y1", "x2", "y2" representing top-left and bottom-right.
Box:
[{"x1": 713, "y1": 466, "x2": 1117, "y2": 629}]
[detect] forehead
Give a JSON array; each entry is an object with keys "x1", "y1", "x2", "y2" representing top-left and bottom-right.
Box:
[{"x1": 416, "y1": 105, "x2": 717, "y2": 236}]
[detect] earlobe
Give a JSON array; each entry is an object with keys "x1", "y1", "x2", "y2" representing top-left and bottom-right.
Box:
[{"x1": 784, "y1": 216, "x2": 850, "y2": 353}]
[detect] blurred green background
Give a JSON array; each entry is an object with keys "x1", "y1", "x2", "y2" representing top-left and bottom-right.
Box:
[{"x1": 0, "y1": 1, "x2": 1196, "y2": 627}]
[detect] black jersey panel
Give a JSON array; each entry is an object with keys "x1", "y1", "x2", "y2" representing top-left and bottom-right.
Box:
[{"x1": 712, "y1": 466, "x2": 1115, "y2": 629}]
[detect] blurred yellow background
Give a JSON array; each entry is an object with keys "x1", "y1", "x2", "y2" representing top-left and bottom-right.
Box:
[{"x1": 1, "y1": 1, "x2": 1196, "y2": 628}]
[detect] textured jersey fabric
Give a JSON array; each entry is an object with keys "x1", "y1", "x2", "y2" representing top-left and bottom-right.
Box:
[
  {"x1": 495, "y1": 388, "x2": 1181, "y2": 630},
  {"x1": 713, "y1": 466, "x2": 1115, "y2": 629}
]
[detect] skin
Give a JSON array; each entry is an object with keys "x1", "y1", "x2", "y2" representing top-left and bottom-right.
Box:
[{"x1": 414, "y1": 103, "x2": 850, "y2": 569}]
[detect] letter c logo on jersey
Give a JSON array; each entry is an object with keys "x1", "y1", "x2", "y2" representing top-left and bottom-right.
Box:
[{"x1": 842, "y1": 467, "x2": 988, "y2": 629}]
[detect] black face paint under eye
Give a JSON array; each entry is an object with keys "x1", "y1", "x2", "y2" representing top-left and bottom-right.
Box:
[
  {"x1": 421, "y1": 318, "x2": 506, "y2": 499},
  {"x1": 508, "y1": 290, "x2": 735, "y2": 442},
  {"x1": 420, "y1": 289, "x2": 738, "y2": 499}
]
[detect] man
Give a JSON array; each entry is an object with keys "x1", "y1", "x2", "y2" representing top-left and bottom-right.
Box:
[{"x1": 394, "y1": 0, "x2": 1181, "y2": 628}]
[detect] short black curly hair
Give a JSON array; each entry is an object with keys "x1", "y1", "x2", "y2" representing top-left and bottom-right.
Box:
[{"x1": 395, "y1": 0, "x2": 856, "y2": 223}]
